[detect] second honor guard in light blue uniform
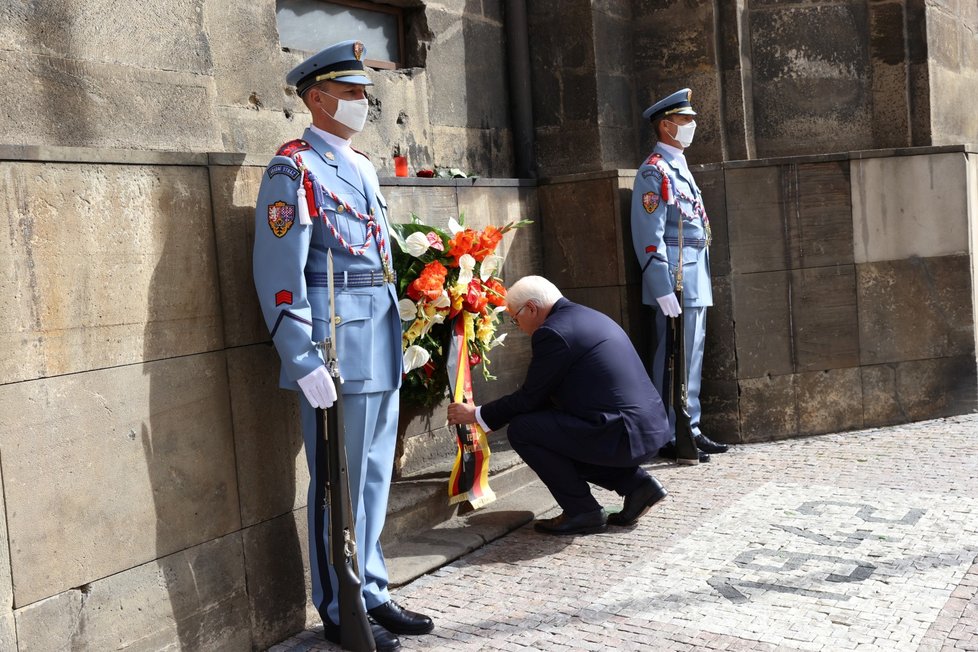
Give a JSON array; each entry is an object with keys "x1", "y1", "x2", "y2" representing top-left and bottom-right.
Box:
[
  {"x1": 252, "y1": 40, "x2": 433, "y2": 651},
  {"x1": 629, "y1": 89, "x2": 729, "y2": 462}
]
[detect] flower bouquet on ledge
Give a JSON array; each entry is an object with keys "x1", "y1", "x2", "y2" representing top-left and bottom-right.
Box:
[{"x1": 390, "y1": 213, "x2": 531, "y2": 508}]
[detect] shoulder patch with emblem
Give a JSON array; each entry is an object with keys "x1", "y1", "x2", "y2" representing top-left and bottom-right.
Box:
[
  {"x1": 267, "y1": 163, "x2": 300, "y2": 180},
  {"x1": 643, "y1": 191, "x2": 660, "y2": 214},
  {"x1": 267, "y1": 201, "x2": 296, "y2": 237}
]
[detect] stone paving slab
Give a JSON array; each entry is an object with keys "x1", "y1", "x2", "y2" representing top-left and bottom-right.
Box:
[{"x1": 271, "y1": 415, "x2": 978, "y2": 651}]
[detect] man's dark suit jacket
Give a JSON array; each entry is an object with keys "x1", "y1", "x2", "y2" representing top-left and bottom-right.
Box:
[{"x1": 481, "y1": 298, "x2": 671, "y2": 462}]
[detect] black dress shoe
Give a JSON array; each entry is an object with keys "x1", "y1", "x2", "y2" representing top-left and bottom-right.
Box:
[
  {"x1": 607, "y1": 477, "x2": 668, "y2": 526},
  {"x1": 658, "y1": 441, "x2": 710, "y2": 464},
  {"x1": 534, "y1": 508, "x2": 607, "y2": 535},
  {"x1": 695, "y1": 434, "x2": 729, "y2": 454},
  {"x1": 368, "y1": 600, "x2": 434, "y2": 635},
  {"x1": 323, "y1": 617, "x2": 402, "y2": 652}
]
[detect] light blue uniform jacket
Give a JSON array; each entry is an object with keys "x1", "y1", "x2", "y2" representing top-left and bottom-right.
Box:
[{"x1": 630, "y1": 143, "x2": 713, "y2": 308}]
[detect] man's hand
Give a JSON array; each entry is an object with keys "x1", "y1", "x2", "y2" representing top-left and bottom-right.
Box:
[
  {"x1": 447, "y1": 402, "x2": 477, "y2": 426},
  {"x1": 297, "y1": 366, "x2": 337, "y2": 408},
  {"x1": 655, "y1": 293, "x2": 682, "y2": 317}
]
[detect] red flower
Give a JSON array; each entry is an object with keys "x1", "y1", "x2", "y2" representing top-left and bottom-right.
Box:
[
  {"x1": 462, "y1": 279, "x2": 489, "y2": 314},
  {"x1": 407, "y1": 261, "x2": 448, "y2": 301},
  {"x1": 416, "y1": 169, "x2": 435, "y2": 178},
  {"x1": 469, "y1": 352, "x2": 481, "y2": 367},
  {"x1": 470, "y1": 225, "x2": 504, "y2": 261}
]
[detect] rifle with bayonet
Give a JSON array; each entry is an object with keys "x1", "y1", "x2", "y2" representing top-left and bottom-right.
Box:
[{"x1": 315, "y1": 249, "x2": 375, "y2": 652}]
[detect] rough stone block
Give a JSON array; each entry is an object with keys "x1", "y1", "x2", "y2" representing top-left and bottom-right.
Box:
[
  {"x1": 385, "y1": 185, "x2": 459, "y2": 227},
  {"x1": 851, "y1": 153, "x2": 969, "y2": 263},
  {"x1": 704, "y1": 274, "x2": 736, "y2": 381},
  {"x1": 862, "y1": 356, "x2": 978, "y2": 427},
  {"x1": 243, "y1": 510, "x2": 315, "y2": 650},
  {"x1": 210, "y1": 163, "x2": 270, "y2": 349},
  {"x1": 540, "y1": 176, "x2": 625, "y2": 289},
  {"x1": 732, "y1": 270, "x2": 793, "y2": 378},
  {"x1": 699, "y1": 379, "x2": 740, "y2": 444},
  {"x1": 0, "y1": 51, "x2": 220, "y2": 151},
  {"x1": 13, "y1": 534, "x2": 251, "y2": 652},
  {"x1": 0, "y1": 461, "x2": 15, "y2": 651},
  {"x1": 228, "y1": 345, "x2": 308, "y2": 528},
  {"x1": 725, "y1": 166, "x2": 787, "y2": 274},
  {"x1": 791, "y1": 265, "x2": 859, "y2": 372},
  {"x1": 792, "y1": 161, "x2": 854, "y2": 269},
  {"x1": 534, "y1": 125, "x2": 601, "y2": 177},
  {"x1": 0, "y1": 161, "x2": 223, "y2": 385},
  {"x1": 857, "y1": 255, "x2": 974, "y2": 365},
  {"x1": 738, "y1": 374, "x2": 798, "y2": 443},
  {"x1": 797, "y1": 367, "x2": 864, "y2": 436},
  {"x1": 0, "y1": 354, "x2": 240, "y2": 606}
]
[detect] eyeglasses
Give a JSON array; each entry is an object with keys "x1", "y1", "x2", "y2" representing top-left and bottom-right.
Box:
[{"x1": 509, "y1": 303, "x2": 528, "y2": 327}]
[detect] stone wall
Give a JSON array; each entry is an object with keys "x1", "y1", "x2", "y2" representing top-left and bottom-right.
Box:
[
  {"x1": 0, "y1": 0, "x2": 514, "y2": 178},
  {"x1": 0, "y1": 145, "x2": 541, "y2": 651},
  {"x1": 537, "y1": 145, "x2": 978, "y2": 444}
]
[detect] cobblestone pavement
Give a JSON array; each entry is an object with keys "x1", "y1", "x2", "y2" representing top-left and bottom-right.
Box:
[{"x1": 271, "y1": 415, "x2": 978, "y2": 651}]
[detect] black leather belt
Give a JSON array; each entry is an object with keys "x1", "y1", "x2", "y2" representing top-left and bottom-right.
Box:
[
  {"x1": 664, "y1": 237, "x2": 708, "y2": 249},
  {"x1": 306, "y1": 271, "x2": 395, "y2": 288}
]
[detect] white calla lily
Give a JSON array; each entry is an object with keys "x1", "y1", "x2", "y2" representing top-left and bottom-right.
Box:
[
  {"x1": 432, "y1": 291, "x2": 451, "y2": 309},
  {"x1": 404, "y1": 231, "x2": 431, "y2": 257},
  {"x1": 398, "y1": 298, "x2": 418, "y2": 321},
  {"x1": 420, "y1": 312, "x2": 445, "y2": 337},
  {"x1": 479, "y1": 254, "x2": 503, "y2": 281},
  {"x1": 448, "y1": 216, "x2": 464, "y2": 235},
  {"x1": 403, "y1": 345, "x2": 431, "y2": 372},
  {"x1": 457, "y1": 253, "x2": 476, "y2": 286},
  {"x1": 489, "y1": 333, "x2": 507, "y2": 349}
]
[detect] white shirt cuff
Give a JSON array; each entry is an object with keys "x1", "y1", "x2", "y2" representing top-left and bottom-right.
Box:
[{"x1": 475, "y1": 406, "x2": 491, "y2": 433}]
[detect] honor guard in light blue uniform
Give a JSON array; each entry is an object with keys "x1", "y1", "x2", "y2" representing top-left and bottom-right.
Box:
[
  {"x1": 252, "y1": 40, "x2": 433, "y2": 651},
  {"x1": 629, "y1": 89, "x2": 730, "y2": 462}
]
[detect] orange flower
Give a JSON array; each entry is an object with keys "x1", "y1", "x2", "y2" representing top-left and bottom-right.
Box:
[
  {"x1": 470, "y1": 225, "x2": 503, "y2": 261},
  {"x1": 446, "y1": 229, "x2": 477, "y2": 265},
  {"x1": 462, "y1": 279, "x2": 489, "y2": 314},
  {"x1": 407, "y1": 261, "x2": 448, "y2": 301},
  {"x1": 484, "y1": 278, "x2": 507, "y2": 306}
]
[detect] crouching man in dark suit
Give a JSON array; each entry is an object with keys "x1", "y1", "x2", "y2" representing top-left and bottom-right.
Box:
[{"x1": 447, "y1": 276, "x2": 672, "y2": 535}]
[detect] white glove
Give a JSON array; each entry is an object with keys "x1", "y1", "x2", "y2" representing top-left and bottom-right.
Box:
[
  {"x1": 655, "y1": 293, "x2": 682, "y2": 318},
  {"x1": 296, "y1": 366, "x2": 337, "y2": 409}
]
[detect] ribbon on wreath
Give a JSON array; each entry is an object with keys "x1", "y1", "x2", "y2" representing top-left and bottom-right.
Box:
[{"x1": 446, "y1": 315, "x2": 496, "y2": 509}]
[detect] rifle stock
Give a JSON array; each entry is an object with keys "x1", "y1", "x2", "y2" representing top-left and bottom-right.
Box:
[{"x1": 317, "y1": 394, "x2": 375, "y2": 651}]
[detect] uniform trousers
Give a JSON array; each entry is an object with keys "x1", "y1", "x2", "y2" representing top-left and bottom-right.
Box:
[
  {"x1": 299, "y1": 388, "x2": 398, "y2": 624},
  {"x1": 650, "y1": 305, "x2": 707, "y2": 437},
  {"x1": 506, "y1": 410, "x2": 651, "y2": 516}
]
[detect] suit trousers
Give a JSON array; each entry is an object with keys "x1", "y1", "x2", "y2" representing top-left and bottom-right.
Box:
[
  {"x1": 650, "y1": 305, "x2": 707, "y2": 437},
  {"x1": 299, "y1": 388, "x2": 398, "y2": 624},
  {"x1": 507, "y1": 410, "x2": 651, "y2": 515}
]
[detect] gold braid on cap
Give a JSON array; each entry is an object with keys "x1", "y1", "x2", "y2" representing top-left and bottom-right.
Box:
[{"x1": 313, "y1": 69, "x2": 369, "y2": 83}]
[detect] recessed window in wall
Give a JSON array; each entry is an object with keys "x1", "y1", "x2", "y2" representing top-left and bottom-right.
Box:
[{"x1": 276, "y1": 0, "x2": 404, "y2": 69}]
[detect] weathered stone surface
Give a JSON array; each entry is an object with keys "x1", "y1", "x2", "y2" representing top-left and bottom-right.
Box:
[
  {"x1": 725, "y1": 166, "x2": 787, "y2": 274},
  {"x1": 791, "y1": 265, "x2": 859, "y2": 372},
  {"x1": 699, "y1": 379, "x2": 740, "y2": 444},
  {"x1": 862, "y1": 356, "x2": 978, "y2": 428},
  {"x1": 704, "y1": 274, "x2": 736, "y2": 381},
  {"x1": 243, "y1": 510, "x2": 315, "y2": 650},
  {"x1": 0, "y1": 354, "x2": 240, "y2": 606},
  {"x1": 797, "y1": 367, "x2": 864, "y2": 436},
  {"x1": 0, "y1": 161, "x2": 223, "y2": 385},
  {"x1": 696, "y1": 166, "x2": 729, "y2": 277},
  {"x1": 0, "y1": 461, "x2": 15, "y2": 651},
  {"x1": 0, "y1": 51, "x2": 220, "y2": 151},
  {"x1": 0, "y1": 1, "x2": 212, "y2": 73},
  {"x1": 385, "y1": 184, "x2": 459, "y2": 227},
  {"x1": 851, "y1": 153, "x2": 969, "y2": 263},
  {"x1": 14, "y1": 534, "x2": 251, "y2": 652},
  {"x1": 540, "y1": 176, "x2": 625, "y2": 289},
  {"x1": 731, "y1": 270, "x2": 792, "y2": 379},
  {"x1": 738, "y1": 374, "x2": 797, "y2": 442},
  {"x1": 857, "y1": 255, "x2": 974, "y2": 365},
  {"x1": 228, "y1": 345, "x2": 307, "y2": 528}
]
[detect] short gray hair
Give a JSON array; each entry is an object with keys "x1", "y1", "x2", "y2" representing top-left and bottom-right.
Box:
[{"x1": 506, "y1": 276, "x2": 563, "y2": 311}]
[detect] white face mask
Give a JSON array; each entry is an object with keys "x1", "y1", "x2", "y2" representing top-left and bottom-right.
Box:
[
  {"x1": 322, "y1": 92, "x2": 369, "y2": 133},
  {"x1": 668, "y1": 119, "x2": 696, "y2": 148}
]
